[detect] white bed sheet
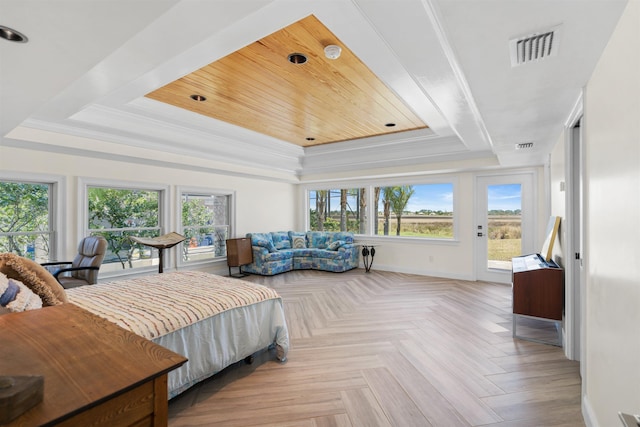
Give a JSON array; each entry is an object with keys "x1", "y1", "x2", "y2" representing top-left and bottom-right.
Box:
[
  {"x1": 66, "y1": 271, "x2": 289, "y2": 398},
  {"x1": 155, "y1": 296, "x2": 288, "y2": 398}
]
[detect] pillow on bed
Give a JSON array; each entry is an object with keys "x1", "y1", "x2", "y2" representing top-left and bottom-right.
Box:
[
  {"x1": 0, "y1": 272, "x2": 43, "y2": 314},
  {"x1": 327, "y1": 240, "x2": 346, "y2": 251},
  {"x1": 0, "y1": 253, "x2": 67, "y2": 306},
  {"x1": 288, "y1": 231, "x2": 307, "y2": 249},
  {"x1": 250, "y1": 233, "x2": 278, "y2": 253}
]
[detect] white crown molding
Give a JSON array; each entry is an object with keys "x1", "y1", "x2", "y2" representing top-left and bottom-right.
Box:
[
  {"x1": 124, "y1": 98, "x2": 303, "y2": 156},
  {"x1": 304, "y1": 128, "x2": 439, "y2": 156},
  {"x1": 70, "y1": 103, "x2": 304, "y2": 160},
  {"x1": 564, "y1": 91, "x2": 584, "y2": 128},
  {"x1": 18, "y1": 114, "x2": 497, "y2": 179},
  {"x1": 301, "y1": 147, "x2": 496, "y2": 177},
  {"x1": 2, "y1": 135, "x2": 300, "y2": 184},
  {"x1": 21, "y1": 113, "x2": 304, "y2": 176},
  {"x1": 303, "y1": 134, "x2": 466, "y2": 166}
]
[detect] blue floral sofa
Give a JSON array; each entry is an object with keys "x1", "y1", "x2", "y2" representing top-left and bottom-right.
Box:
[{"x1": 242, "y1": 231, "x2": 359, "y2": 276}]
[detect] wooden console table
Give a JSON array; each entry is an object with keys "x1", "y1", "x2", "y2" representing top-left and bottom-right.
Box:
[
  {"x1": 512, "y1": 253, "x2": 564, "y2": 346},
  {"x1": 0, "y1": 304, "x2": 187, "y2": 426}
]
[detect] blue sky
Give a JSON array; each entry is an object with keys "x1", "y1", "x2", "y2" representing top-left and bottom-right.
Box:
[
  {"x1": 402, "y1": 183, "x2": 453, "y2": 212},
  {"x1": 487, "y1": 184, "x2": 522, "y2": 211},
  {"x1": 404, "y1": 183, "x2": 521, "y2": 212},
  {"x1": 312, "y1": 183, "x2": 521, "y2": 213}
]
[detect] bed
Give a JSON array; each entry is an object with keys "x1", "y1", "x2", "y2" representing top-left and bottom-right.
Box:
[{"x1": 65, "y1": 270, "x2": 289, "y2": 398}]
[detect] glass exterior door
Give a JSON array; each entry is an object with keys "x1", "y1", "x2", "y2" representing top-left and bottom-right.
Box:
[
  {"x1": 486, "y1": 183, "x2": 522, "y2": 270},
  {"x1": 476, "y1": 174, "x2": 534, "y2": 283}
]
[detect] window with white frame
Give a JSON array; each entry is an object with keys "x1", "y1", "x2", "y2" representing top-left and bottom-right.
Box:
[
  {"x1": 85, "y1": 184, "x2": 164, "y2": 273},
  {"x1": 309, "y1": 187, "x2": 367, "y2": 234},
  {"x1": 307, "y1": 182, "x2": 455, "y2": 239},
  {"x1": 180, "y1": 191, "x2": 231, "y2": 263},
  {"x1": 0, "y1": 179, "x2": 55, "y2": 262},
  {"x1": 374, "y1": 183, "x2": 454, "y2": 238}
]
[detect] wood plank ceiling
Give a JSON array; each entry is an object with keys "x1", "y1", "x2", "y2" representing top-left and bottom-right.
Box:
[{"x1": 145, "y1": 15, "x2": 427, "y2": 147}]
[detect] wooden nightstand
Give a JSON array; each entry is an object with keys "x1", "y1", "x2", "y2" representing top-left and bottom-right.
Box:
[
  {"x1": 0, "y1": 304, "x2": 187, "y2": 426},
  {"x1": 226, "y1": 237, "x2": 253, "y2": 277}
]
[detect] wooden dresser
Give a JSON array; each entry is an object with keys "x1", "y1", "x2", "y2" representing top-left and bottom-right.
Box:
[{"x1": 0, "y1": 304, "x2": 187, "y2": 426}]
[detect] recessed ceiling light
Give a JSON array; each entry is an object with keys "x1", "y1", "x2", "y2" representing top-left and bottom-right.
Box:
[
  {"x1": 288, "y1": 53, "x2": 307, "y2": 64},
  {"x1": 190, "y1": 94, "x2": 206, "y2": 102},
  {"x1": 385, "y1": 123, "x2": 396, "y2": 127},
  {"x1": 0, "y1": 25, "x2": 28, "y2": 43}
]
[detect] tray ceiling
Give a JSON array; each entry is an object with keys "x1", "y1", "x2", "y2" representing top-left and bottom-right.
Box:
[
  {"x1": 0, "y1": 0, "x2": 628, "y2": 180},
  {"x1": 145, "y1": 15, "x2": 427, "y2": 147}
]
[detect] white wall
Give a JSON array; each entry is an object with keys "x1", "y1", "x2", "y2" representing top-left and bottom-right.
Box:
[
  {"x1": 301, "y1": 167, "x2": 545, "y2": 282},
  {"x1": 549, "y1": 132, "x2": 567, "y2": 267},
  {"x1": 582, "y1": 1, "x2": 640, "y2": 425},
  {"x1": 367, "y1": 172, "x2": 475, "y2": 280},
  {"x1": 0, "y1": 143, "x2": 298, "y2": 274},
  {"x1": 2, "y1": 134, "x2": 549, "y2": 283}
]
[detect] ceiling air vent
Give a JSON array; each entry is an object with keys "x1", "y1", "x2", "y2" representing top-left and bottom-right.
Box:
[
  {"x1": 509, "y1": 25, "x2": 561, "y2": 66},
  {"x1": 515, "y1": 142, "x2": 534, "y2": 150}
]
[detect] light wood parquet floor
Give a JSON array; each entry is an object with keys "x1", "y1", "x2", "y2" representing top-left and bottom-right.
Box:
[{"x1": 168, "y1": 269, "x2": 584, "y2": 427}]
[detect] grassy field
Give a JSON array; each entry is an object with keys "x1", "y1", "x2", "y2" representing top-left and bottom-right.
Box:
[
  {"x1": 487, "y1": 217, "x2": 521, "y2": 260},
  {"x1": 375, "y1": 215, "x2": 522, "y2": 261},
  {"x1": 488, "y1": 238, "x2": 521, "y2": 261},
  {"x1": 376, "y1": 216, "x2": 453, "y2": 238}
]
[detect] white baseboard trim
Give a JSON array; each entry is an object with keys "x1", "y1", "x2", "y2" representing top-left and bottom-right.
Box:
[
  {"x1": 582, "y1": 394, "x2": 598, "y2": 427},
  {"x1": 363, "y1": 262, "x2": 475, "y2": 282}
]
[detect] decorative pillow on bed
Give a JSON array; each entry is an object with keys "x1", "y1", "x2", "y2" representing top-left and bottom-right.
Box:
[
  {"x1": 270, "y1": 231, "x2": 292, "y2": 250},
  {"x1": 289, "y1": 231, "x2": 307, "y2": 249},
  {"x1": 250, "y1": 233, "x2": 278, "y2": 253},
  {"x1": 327, "y1": 240, "x2": 346, "y2": 251},
  {"x1": 0, "y1": 272, "x2": 43, "y2": 314},
  {"x1": 0, "y1": 253, "x2": 67, "y2": 306}
]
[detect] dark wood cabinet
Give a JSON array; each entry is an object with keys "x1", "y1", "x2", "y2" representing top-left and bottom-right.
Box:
[
  {"x1": 0, "y1": 304, "x2": 186, "y2": 426},
  {"x1": 512, "y1": 253, "x2": 564, "y2": 346},
  {"x1": 226, "y1": 237, "x2": 253, "y2": 277}
]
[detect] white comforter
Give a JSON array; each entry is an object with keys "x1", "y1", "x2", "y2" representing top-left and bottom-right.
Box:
[{"x1": 67, "y1": 271, "x2": 289, "y2": 397}]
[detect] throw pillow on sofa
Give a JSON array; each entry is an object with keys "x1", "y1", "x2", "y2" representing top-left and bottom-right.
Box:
[
  {"x1": 330, "y1": 232, "x2": 355, "y2": 244},
  {"x1": 327, "y1": 240, "x2": 346, "y2": 250},
  {"x1": 270, "y1": 231, "x2": 292, "y2": 250},
  {"x1": 307, "y1": 231, "x2": 329, "y2": 249},
  {"x1": 288, "y1": 231, "x2": 307, "y2": 249},
  {"x1": 251, "y1": 233, "x2": 278, "y2": 253}
]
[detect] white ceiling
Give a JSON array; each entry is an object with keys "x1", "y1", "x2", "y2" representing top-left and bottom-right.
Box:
[{"x1": 0, "y1": 0, "x2": 628, "y2": 182}]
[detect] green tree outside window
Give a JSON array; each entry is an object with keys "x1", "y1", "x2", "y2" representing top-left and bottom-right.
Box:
[{"x1": 0, "y1": 181, "x2": 51, "y2": 261}]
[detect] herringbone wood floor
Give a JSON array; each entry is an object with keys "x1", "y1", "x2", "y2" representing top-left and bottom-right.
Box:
[{"x1": 168, "y1": 269, "x2": 584, "y2": 427}]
